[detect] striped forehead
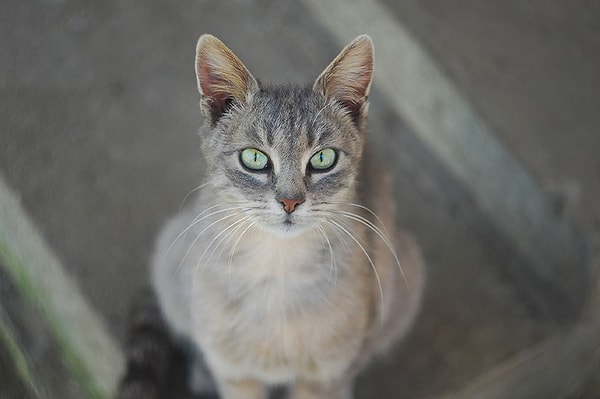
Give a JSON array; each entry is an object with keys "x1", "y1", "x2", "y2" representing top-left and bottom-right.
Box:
[{"x1": 250, "y1": 86, "x2": 324, "y2": 150}]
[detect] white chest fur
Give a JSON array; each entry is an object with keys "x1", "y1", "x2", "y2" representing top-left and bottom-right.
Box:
[{"x1": 188, "y1": 227, "x2": 368, "y2": 384}]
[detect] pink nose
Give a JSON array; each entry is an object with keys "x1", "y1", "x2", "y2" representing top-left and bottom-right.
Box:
[{"x1": 278, "y1": 198, "x2": 305, "y2": 214}]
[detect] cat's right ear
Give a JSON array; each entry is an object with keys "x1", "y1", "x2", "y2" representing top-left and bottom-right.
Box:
[
  {"x1": 195, "y1": 34, "x2": 259, "y2": 123},
  {"x1": 313, "y1": 35, "x2": 374, "y2": 125}
]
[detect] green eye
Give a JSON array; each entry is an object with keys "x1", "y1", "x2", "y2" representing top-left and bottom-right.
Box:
[
  {"x1": 240, "y1": 148, "x2": 269, "y2": 170},
  {"x1": 309, "y1": 148, "x2": 337, "y2": 170}
]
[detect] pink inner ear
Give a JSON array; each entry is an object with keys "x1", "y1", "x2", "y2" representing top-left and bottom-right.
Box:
[
  {"x1": 349, "y1": 51, "x2": 373, "y2": 100},
  {"x1": 354, "y1": 66, "x2": 372, "y2": 98},
  {"x1": 321, "y1": 43, "x2": 373, "y2": 120},
  {"x1": 333, "y1": 67, "x2": 371, "y2": 118},
  {"x1": 198, "y1": 61, "x2": 230, "y2": 114}
]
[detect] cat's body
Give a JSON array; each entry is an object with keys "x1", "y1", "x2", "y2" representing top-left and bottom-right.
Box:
[{"x1": 150, "y1": 35, "x2": 424, "y2": 399}]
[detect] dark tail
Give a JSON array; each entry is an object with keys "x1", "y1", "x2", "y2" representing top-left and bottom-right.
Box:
[{"x1": 115, "y1": 288, "x2": 174, "y2": 399}]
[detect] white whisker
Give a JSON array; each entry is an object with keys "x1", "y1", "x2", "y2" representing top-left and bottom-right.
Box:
[
  {"x1": 326, "y1": 201, "x2": 391, "y2": 237},
  {"x1": 194, "y1": 215, "x2": 253, "y2": 271},
  {"x1": 317, "y1": 225, "x2": 337, "y2": 284},
  {"x1": 191, "y1": 203, "x2": 228, "y2": 223},
  {"x1": 227, "y1": 219, "x2": 257, "y2": 281},
  {"x1": 326, "y1": 218, "x2": 384, "y2": 328},
  {"x1": 176, "y1": 210, "x2": 247, "y2": 273},
  {"x1": 179, "y1": 182, "x2": 213, "y2": 210},
  {"x1": 162, "y1": 205, "x2": 247, "y2": 264},
  {"x1": 335, "y1": 210, "x2": 407, "y2": 286},
  {"x1": 213, "y1": 217, "x2": 254, "y2": 269},
  {"x1": 163, "y1": 204, "x2": 222, "y2": 256},
  {"x1": 324, "y1": 216, "x2": 351, "y2": 250}
]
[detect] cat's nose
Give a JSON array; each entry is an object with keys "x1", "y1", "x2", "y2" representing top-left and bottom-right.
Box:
[{"x1": 277, "y1": 197, "x2": 305, "y2": 214}]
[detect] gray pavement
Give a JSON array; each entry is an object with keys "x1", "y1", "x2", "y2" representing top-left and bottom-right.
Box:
[
  {"x1": 1, "y1": 1, "x2": 598, "y2": 398},
  {"x1": 384, "y1": 0, "x2": 600, "y2": 233}
]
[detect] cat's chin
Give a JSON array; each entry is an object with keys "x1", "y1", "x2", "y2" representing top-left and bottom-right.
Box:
[{"x1": 262, "y1": 220, "x2": 310, "y2": 238}]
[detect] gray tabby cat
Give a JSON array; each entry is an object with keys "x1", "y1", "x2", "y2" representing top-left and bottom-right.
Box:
[{"x1": 151, "y1": 34, "x2": 424, "y2": 399}]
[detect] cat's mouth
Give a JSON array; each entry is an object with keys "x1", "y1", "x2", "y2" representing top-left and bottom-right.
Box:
[
  {"x1": 281, "y1": 215, "x2": 298, "y2": 231},
  {"x1": 261, "y1": 214, "x2": 308, "y2": 237}
]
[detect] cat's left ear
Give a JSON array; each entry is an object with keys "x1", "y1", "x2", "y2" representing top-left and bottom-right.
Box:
[
  {"x1": 314, "y1": 35, "x2": 374, "y2": 124},
  {"x1": 195, "y1": 34, "x2": 259, "y2": 123}
]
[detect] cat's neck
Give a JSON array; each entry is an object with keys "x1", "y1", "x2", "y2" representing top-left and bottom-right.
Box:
[{"x1": 227, "y1": 225, "x2": 329, "y2": 279}]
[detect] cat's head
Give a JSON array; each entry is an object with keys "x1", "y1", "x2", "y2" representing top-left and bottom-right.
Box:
[{"x1": 195, "y1": 34, "x2": 373, "y2": 236}]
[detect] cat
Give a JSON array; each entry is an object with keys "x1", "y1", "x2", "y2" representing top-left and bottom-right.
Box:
[{"x1": 128, "y1": 34, "x2": 425, "y2": 399}]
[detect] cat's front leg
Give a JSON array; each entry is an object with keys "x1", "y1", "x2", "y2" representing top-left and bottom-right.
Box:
[
  {"x1": 289, "y1": 378, "x2": 353, "y2": 399},
  {"x1": 187, "y1": 350, "x2": 267, "y2": 399},
  {"x1": 213, "y1": 375, "x2": 268, "y2": 399}
]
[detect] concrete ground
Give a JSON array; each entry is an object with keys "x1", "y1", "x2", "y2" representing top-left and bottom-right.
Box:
[{"x1": 1, "y1": 1, "x2": 598, "y2": 398}]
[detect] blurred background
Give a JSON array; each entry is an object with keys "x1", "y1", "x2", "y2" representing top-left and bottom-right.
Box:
[{"x1": 1, "y1": 1, "x2": 599, "y2": 398}]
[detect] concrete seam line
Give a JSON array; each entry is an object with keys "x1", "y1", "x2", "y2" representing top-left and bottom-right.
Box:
[
  {"x1": 0, "y1": 172, "x2": 124, "y2": 399},
  {"x1": 300, "y1": 0, "x2": 586, "y2": 298}
]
